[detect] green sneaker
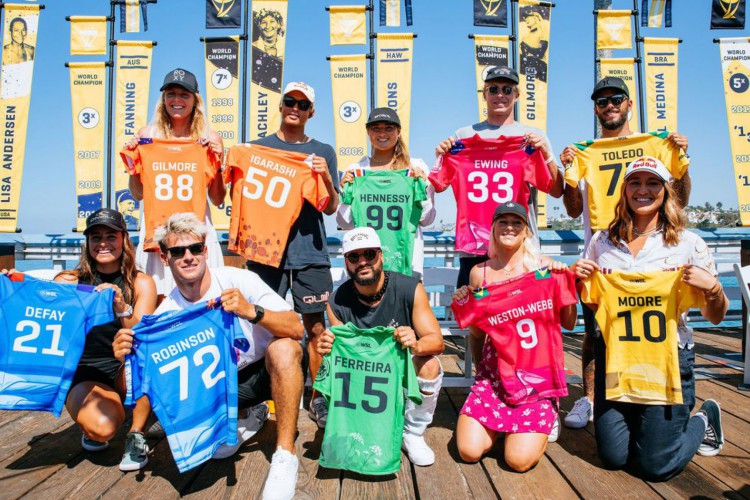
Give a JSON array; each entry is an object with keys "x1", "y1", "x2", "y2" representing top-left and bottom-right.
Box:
[{"x1": 119, "y1": 432, "x2": 149, "y2": 471}]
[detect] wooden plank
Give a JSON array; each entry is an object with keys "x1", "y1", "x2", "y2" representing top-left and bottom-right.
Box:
[
  {"x1": 289, "y1": 407, "x2": 341, "y2": 500},
  {"x1": 696, "y1": 381, "x2": 750, "y2": 422},
  {"x1": 695, "y1": 394, "x2": 750, "y2": 453},
  {"x1": 647, "y1": 462, "x2": 741, "y2": 500},
  {"x1": 691, "y1": 441, "x2": 750, "y2": 496},
  {"x1": 0, "y1": 411, "x2": 71, "y2": 460},
  {"x1": 694, "y1": 329, "x2": 743, "y2": 351},
  {"x1": 0, "y1": 410, "x2": 29, "y2": 428}
]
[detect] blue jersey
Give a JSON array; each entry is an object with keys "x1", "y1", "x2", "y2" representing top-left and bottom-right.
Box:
[
  {"x1": 0, "y1": 274, "x2": 114, "y2": 417},
  {"x1": 125, "y1": 299, "x2": 247, "y2": 473}
]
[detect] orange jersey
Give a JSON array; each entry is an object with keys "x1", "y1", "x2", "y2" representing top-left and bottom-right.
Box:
[
  {"x1": 121, "y1": 138, "x2": 219, "y2": 251},
  {"x1": 225, "y1": 144, "x2": 330, "y2": 267}
]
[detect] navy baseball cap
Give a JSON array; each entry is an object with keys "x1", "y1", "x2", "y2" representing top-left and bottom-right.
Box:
[
  {"x1": 591, "y1": 77, "x2": 629, "y2": 100},
  {"x1": 160, "y1": 68, "x2": 199, "y2": 94},
  {"x1": 484, "y1": 65, "x2": 519, "y2": 84},
  {"x1": 366, "y1": 107, "x2": 401, "y2": 127},
  {"x1": 84, "y1": 208, "x2": 127, "y2": 235},
  {"x1": 492, "y1": 201, "x2": 528, "y2": 225}
]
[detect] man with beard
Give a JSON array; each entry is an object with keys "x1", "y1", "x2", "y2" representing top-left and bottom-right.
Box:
[
  {"x1": 560, "y1": 77, "x2": 691, "y2": 430},
  {"x1": 318, "y1": 227, "x2": 445, "y2": 466}
]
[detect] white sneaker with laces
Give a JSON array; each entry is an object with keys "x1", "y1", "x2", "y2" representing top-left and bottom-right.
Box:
[
  {"x1": 262, "y1": 446, "x2": 299, "y2": 500},
  {"x1": 564, "y1": 397, "x2": 593, "y2": 429},
  {"x1": 548, "y1": 415, "x2": 561, "y2": 443},
  {"x1": 212, "y1": 402, "x2": 270, "y2": 460},
  {"x1": 401, "y1": 432, "x2": 435, "y2": 466}
]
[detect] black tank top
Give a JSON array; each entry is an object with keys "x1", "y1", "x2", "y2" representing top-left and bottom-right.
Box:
[
  {"x1": 329, "y1": 271, "x2": 418, "y2": 329},
  {"x1": 78, "y1": 271, "x2": 125, "y2": 361}
]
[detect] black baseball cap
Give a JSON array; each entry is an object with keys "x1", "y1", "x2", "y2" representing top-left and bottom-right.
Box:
[
  {"x1": 591, "y1": 76, "x2": 629, "y2": 100},
  {"x1": 484, "y1": 65, "x2": 519, "y2": 84},
  {"x1": 366, "y1": 107, "x2": 401, "y2": 127},
  {"x1": 160, "y1": 68, "x2": 199, "y2": 94},
  {"x1": 84, "y1": 208, "x2": 127, "y2": 235},
  {"x1": 492, "y1": 201, "x2": 528, "y2": 225}
]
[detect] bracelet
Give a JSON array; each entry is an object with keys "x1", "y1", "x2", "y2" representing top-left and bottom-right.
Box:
[
  {"x1": 116, "y1": 303, "x2": 133, "y2": 318},
  {"x1": 545, "y1": 155, "x2": 555, "y2": 164}
]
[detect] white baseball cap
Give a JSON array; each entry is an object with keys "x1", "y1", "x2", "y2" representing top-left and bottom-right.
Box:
[
  {"x1": 342, "y1": 227, "x2": 381, "y2": 255},
  {"x1": 282, "y1": 81, "x2": 315, "y2": 103},
  {"x1": 624, "y1": 156, "x2": 672, "y2": 182}
]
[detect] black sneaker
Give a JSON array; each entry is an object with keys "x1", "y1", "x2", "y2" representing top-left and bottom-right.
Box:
[
  {"x1": 697, "y1": 399, "x2": 723, "y2": 457},
  {"x1": 146, "y1": 420, "x2": 166, "y2": 438},
  {"x1": 119, "y1": 432, "x2": 149, "y2": 471}
]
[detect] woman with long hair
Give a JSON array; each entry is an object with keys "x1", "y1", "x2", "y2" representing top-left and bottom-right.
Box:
[
  {"x1": 571, "y1": 156, "x2": 728, "y2": 481},
  {"x1": 452, "y1": 202, "x2": 577, "y2": 472},
  {"x1": 55, "y1": 208, "x2": 157, "y2": 471}
]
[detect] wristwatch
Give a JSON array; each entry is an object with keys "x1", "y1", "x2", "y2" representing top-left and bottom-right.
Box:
[
  {"x1": 116, "y1": 303, "x2": 133, "y2": 318},
  {"x1": 249, "y1": 304, "x2": 265, "y2": 324}
]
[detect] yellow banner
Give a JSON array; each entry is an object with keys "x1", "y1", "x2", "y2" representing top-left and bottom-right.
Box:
[
  {"x1": 377, "y1": 33, "x2": 413, "y2": 147},
  {"x1": 719, "y1": 38, "x2": 750, "y2": 226},
  {"x1": 70, "y1": 16, "x2": 107, "y2": 56},
  {"x1": 596, "y1": 10, "x2": 632, "y2": 50},
  {"x1": 600, "y1": 58, "x2": 639, "y2": 133},
  {"x1": 473, "y1": 34, "x2": 510, "y2": 122},
  {"x1": 113, "y1": 41, "x2": 152, "y2": 230},
  {"x1": 384, "y1": 0, "x2": 400, "y2": 26},
  {"x1": 249, "y1": 0, "x2": 288, "y2": 140},
  {"x1": 330, "y1": 6, "x2": 366, "y2": 46},
  {"x1": 644, "y1": 37, "x2": 678, "y2": 134},
  {"x1": 330, "y1": 55, "x2": 368, "y2": 172},
  {"x1": 124, "y1": 0, "x2": 140, "y2": 33},
  {"x1": 205, "y1": 36, "x2": 240, "y2": 230},
  {"x1": 70, "y1": 62, "x2": 106, "y2": 232},
  {"x1": 0, "y1": 4, "x2": 39, "y2": 232}
]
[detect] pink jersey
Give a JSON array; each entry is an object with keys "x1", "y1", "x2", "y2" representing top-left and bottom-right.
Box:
[
  {"x1": 429, "y1": 135, "x2": 552, "y2": 254},
  {"x1": 451, "y1": 269, "x2": 577, "y2": 405}
]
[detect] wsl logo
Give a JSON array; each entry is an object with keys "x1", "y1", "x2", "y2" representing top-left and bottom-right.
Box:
[
  {"x1": 211, "y1": 0, "x2": 236, "y2": 18},
  {"x1": 480, "y1": 0, "x2": 504, "y2": 17}
]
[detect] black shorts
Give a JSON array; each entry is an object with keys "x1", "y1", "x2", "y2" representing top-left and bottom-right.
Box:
[
  {"x1": 247, "y1": 262, "x2": 333, "y2": 315},
  {"x1": 457, "y1": 255, "x2": 489, "y2": 288},
  {"x1": 237, "y1": 348, "x2": 309, "y2": 409},
  {"x1": 71, "y1": 356, "x2": 121, "y2": 390}
]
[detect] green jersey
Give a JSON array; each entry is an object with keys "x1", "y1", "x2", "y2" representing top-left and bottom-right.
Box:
[
  {"x1": 341, "y1": 170, "x2": 426, "y2": 275},
  {"x1": 313, "y1": 323, "x2": 421, "y2": 475}
]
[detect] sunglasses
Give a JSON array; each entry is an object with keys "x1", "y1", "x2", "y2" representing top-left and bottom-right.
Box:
[
  {"x1": 486, "y1": 84, "x2": 515, "y2": 96},
  {"x1": 165, "y1": 242, "x2": 206, "y2": 259},
  {"x1": 283, "y1": 96, "x2": 312, "y2": 111},
  {"x1": 345, "y1": 248, "x2": 379, "y2": 264},
  {"x1": 594, "y1": 94, "x2": 627, "y2": 108}
]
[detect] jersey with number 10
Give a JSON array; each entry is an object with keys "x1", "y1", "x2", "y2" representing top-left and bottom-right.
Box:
[
  {"x1": 120, "y1": 138, "x2": 220, "y2": 251},
  {"x1": 313, "y1": 323, "x2": 421, "y2": 475},
  {"x1": 0, "y1": 274, "x2": 114, "y2": 416},
  {"x1": 451, "y1": 269, "x2": 577, "y2": 405},
  {"x1": 564, "y1": 131, "x2": 689, "y2": 231},
  {"x1": 225, "y1": 144, "x2": 330, "y2": 268},
  {"x1": 124, "y1": 299, "x2": 246, "y2": 472},
  {"x1": 582, "y1": 270, "x2": 704, "y2": 405},
  {"x1": 429, "y1": 135, "x2": 552, "y2": 255},
  {"x1": 341, "y1": 170, "x2": 426, "y2": 275}
]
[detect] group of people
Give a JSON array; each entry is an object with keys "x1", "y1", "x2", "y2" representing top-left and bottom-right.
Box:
[{"x1": 7, "y1": 62, "x2": 730, "y2": 499}]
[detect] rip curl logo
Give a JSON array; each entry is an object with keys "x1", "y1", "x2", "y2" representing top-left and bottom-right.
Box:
[{"x1": 172, "y1": 69, "x2": 185, "y2": 82}]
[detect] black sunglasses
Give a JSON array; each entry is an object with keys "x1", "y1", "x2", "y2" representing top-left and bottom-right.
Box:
[
  {"x1": 166, "y1": 242, "x2": 206, "y2": 258},
  {"x1": 486, "y1": 84, "x2": 515, "y2": 96},
  {"x1": 283, "y1": 96, "x2": 312, "y2": 111},
  {"x1": 594, "y1": 94, "x2": 627, "y2": 108},
  {"x1": 345, "y1": 248, "x2": 379, "y2": 264}
]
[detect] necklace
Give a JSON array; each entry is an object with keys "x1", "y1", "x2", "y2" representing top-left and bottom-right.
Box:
[
  {"x1": 500, "y1": 261, "x2": 523, "y2": 277},
  {"x1": 633, "y1": 225, "x2": 662, "y2": 237},
  {"x1": 355, "y1": 272, "x2": 390, "y2": 304}
]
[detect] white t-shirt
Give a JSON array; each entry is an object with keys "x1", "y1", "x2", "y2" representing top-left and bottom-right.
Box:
[{"x1": 155, "y1": 267, "x2": 293, "y2": 368}]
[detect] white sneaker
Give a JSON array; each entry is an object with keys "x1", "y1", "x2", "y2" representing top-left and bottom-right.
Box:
[
  {"x1": 212, "y1": 402, "x2": 270, "y2": 460},
  {"x1": 564, "y1": 397, "x2": 593, "y2": 429},
  {"x1": 401, "y1": 432, "x2": 435, "y2": 466},
  {"x1": 548, "y1": 415, "x2": 561, "y2": 443},
  {"x1": 262, "y1": 446, "x2": 299, "y2": 500}
]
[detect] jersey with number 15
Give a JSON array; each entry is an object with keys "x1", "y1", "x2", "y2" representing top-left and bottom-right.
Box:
[{"x1": 121, "y1": 138, "x2": 220, "y2": 252}]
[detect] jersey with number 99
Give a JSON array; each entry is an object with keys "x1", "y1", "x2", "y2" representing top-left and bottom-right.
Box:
[
  {"x1": 0, "y1": 274, "x2": 114, "y2": 417},
  {"x1": 451, "y1": 269, "x2": 577, "y2": 405},
  {"x1": 124, "y1": 299, "x2": 247, "y2": 472},
  {"x1": 429, "y1": 135, "x2": 552, "y2": 255},
  {"x1": 120, "y1": 138, "x2": 219, "y2": 252}
]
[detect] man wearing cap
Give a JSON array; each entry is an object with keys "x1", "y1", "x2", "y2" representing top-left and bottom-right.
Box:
[
  {"x1": 251, "y1": 81, "x2": 340, "y2": 429},
  {"x1": 318, "y1": 227, "x2": 445, "y2": 466},
  {"x1": 559, "y1": 76, "x2": 691, "y2": 430}
]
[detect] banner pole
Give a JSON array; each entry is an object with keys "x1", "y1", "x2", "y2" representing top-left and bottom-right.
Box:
[
  {"x1": 368, "y1": 0, "x2": 375, "y2": 110},
  {"x1": 511, "y1": 0, "x2": 518, "y2": 121},
  {"x1": 594, "y1": 0, "x2": 612, "y2": 137},
  {"x1": 241, "y1": 0, "x2": 249, "y2": 142},
  {"x1": 632, "y1": 0, "x2": 646, "y2": 132},
  {"x1": 104, "y1": 1, "x2": 117, "y2": 209}
]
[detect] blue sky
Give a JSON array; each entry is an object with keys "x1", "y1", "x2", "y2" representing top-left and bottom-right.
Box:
[{"x1": 11, "y1": 0, "x2": 749, "y2": 233}]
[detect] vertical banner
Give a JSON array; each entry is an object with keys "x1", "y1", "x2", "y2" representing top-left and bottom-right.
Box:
[
  {"x1": 376, "y1": 33, "x2": 414, "y2": 147},
  {"x1": 600, "y1": 58, "x2": 639, "y2": 133},
  {"x1": 517, "y1": 0, "x2": 551, "y2": 228},
  {"x1": 643, "y1": 38, "x2": 678, "y2": 133},
  {"x1": 206, "y1": 0, "x2": 242, "y2": 29},
  {"x1": 712, "y1": 0, "x2": 746, "y2": 29},
  {"x1": 69, "y1": 62, "x2": 106, "y2": 232},
  {"x1": 69, "y1": 16, "x2": 107, "y2": 56},
  {"x1": 642, "y1": 0, "x2": 672, "y2": 28},
  {"x1": 249, "y1": 0, "x2": 288, "y2": 140},
  {"x1": 329, "y1": 5, "x2": 366, "y2": 46},
  {"x1": 0, "y1": 4, "x2": 39, "y2": 232},
  {"x1": 596, "y1": 10, "x2": 633, "y2": 50},
  {"x1": 474, "y1": 0, "x2": 508, "y2": 27},
  {"x1": 719, "y1": 38, "x2": 750, "y2": 225},
  {"x1": 120, "y1": 0, "x2": 148, "y2": 33},
  {"x1": 113, "y1": 41, "x2": 152, "y2": 230},
  {"x1": 380, "y1": 0, "x2": 400, "y2": 26},
  {"x1": 205, "y1": 36, "x2": 240, "y2": 230},
  {"x1": 473, "y1": 34, "x2": 510, "y2": 121},
  {"x1": 330, "y1": 54, "x2": 368, "y2": 172}
]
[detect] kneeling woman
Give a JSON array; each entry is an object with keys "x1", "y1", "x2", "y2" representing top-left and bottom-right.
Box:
[{"x1": 453, "y1": 202, "x2": 577, "y2": 472}]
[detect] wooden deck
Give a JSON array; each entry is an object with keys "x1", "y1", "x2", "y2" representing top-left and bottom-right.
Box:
[{"x1": 1, "y1": 329, "x2": 749, "y2": 500}]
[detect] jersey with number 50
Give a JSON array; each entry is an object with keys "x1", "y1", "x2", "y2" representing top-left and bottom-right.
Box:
[
  {"x1": 225, "y1": 144, "x2": 330, "y2": 268},
  {"x1": 429, "y1": 135, "x2": 552, "y2": 255},
  {"x1": 120, "y1": 138, "x2": 220, "y2": 251},
  {"x1": 124, "y1": 299, "x2": 246, "y2": 472},
  {"x1": 0, "y1": 274, "x2": 114, "y2": 417},
  {"x1": 451, "y1": 269, "x2": 577, "y2": 405}
]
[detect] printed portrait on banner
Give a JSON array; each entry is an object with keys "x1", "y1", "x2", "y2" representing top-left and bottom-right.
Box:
[
  {"x1": 518, "y1": 4, "x2": 549, "y2": 83},
  {"x1": 251, "y1": 7, "x2": 284, "y2": 91}
]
